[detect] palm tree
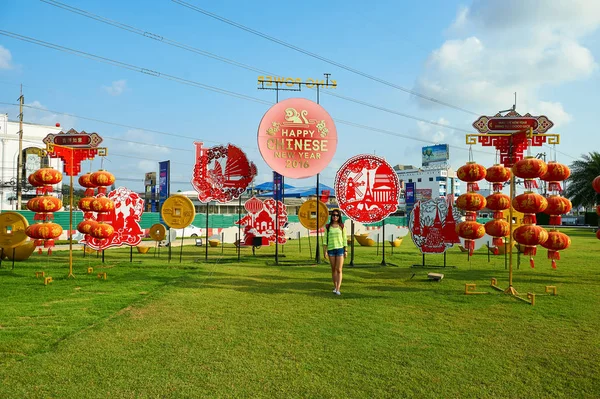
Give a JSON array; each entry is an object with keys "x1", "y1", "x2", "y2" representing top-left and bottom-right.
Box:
[{"x1": 564, "y1": 152, "x2": 600, "y2": 210}]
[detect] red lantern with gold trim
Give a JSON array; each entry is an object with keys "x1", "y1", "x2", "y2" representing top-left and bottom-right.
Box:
[
  {"x1": 34, "y1": 196, "x2": 62, "y2": 213},
  {"x1": 36, "y1": 222, "x2": 63, "y2": 240},
  {"x1": 34, "y1": 168, "x2": 62, "y2": 185},
  {"x1": 543, "y1": 196, "x2": 572, "y2": 226},
  {"x1": 90, "y1": 170, "x2": 115, "y2": 194},
  {"x1": 485, "y1": 164, "x2": 511, "y2": 192},
  {"x1": 540, "y1": 161, "x2": 570, "y2": 192},
  {"x1": 540, "y1": 230, "x2": 571, "y2": 269},
  {"x1": 513, "y1": 225, "x2": 549, "y2": 267},
  {"x1": 592, "y1": 176, "x2": 600, "y2": 194},
  {"x1": 486, "y1": 193, "x2": 510, "y2": 212},
  {"x1": 485, "y1": 219, "x2": 510, "y2": 247},
  {"x1": 456, "y1": 192, "x2": 486, "y2": 212},
  {"x1": 92, "y1": 197, "x2": 115, "y2": 213},
  {"x1": 77, "y1": 219, "x2": 99, "y2": 235},
  {"x1": 78, "y1": 197, "x2": 96, "y2": 213},
  {"x1": 456, "y1": 221, "x2": 485, "y2": 255},
  {"x1": 512, "y1": 157, "x2": 547, "y2": 189},
  {"x1": 512, "y1": 192, "x2": 548, "y2": 224},
  {"x1": 78, "y1": 173, "x2": 97, "y2": 196},
  {"x1": 90, "y1": 223, "x2": 114, "y2": 239},
  {"x1": 28, "y1": 173, "x2": 42, "y2": 187},
  {"x1": 457, "y1": 162, "x2": 486, "y2": 192}
]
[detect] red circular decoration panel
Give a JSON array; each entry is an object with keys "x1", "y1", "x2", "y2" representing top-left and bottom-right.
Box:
[
  {"x1": 335, "y1": 154, "x2": 399, "y2": 223},
  {"x1": 257, "y1": 98, "x2": 337, "y2": 178}
]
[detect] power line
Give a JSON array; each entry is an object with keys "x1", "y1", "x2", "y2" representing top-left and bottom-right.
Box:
[
  {"x1": 171, "y1": 0, "x2": 480, "y2": 116},
  {"x1": 0, "y1": 30, "x2": 272, "y2": 107},
  {"x1": 36, "y1": 1, "x2": 477, "y2": 135}
]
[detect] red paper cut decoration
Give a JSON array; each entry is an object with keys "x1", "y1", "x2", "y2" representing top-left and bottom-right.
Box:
[
  {"x1": 409, "y1": 196, "x2": 462, "y2": 254},
  {"x1": 192, "y1": 142, "x2": 257, "y2": 203},
  {"x1": 235, "y1": 196, "x2": 287, "y2": 245},
  {"x1": 334, "y1": 154, "x2": 400, "y2": 223},
  {"x1": 81, "y1": 187, "x2": 145, "y2": 250}
]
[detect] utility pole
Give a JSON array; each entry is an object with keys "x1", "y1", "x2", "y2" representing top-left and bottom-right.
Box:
[{"x1": 16, "y1": 85, "x2": 24, "y2": 210}]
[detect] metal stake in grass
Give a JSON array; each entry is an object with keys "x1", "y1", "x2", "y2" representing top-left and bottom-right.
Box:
[{"x1": 179, "y1": 227, "x2": 184, "y2": 263}]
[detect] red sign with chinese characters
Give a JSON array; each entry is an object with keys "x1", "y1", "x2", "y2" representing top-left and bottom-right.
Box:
[
  {"x1": 43, "y1": 128, "x2": 103, "y2": 148},
  {"x1": 191, "y1": 142, "x2": 257, "y2": 203},
  {"x1": 257, "y1": 98, "x2": 337, "y2": 179},
  {"x1": 334, "y1": 154, "x2": 400, "y2": 223},
  {"x1": 472, "y1": 111, "x2": 554, "y2": 134},
  {"x1": 45, "y1": 129, "x2": 105, "y2": 176}
]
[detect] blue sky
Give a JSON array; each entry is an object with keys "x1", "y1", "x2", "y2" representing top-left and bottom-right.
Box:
[{"x1": 1, "y1": 0, "x2": 599, "y2": 193}]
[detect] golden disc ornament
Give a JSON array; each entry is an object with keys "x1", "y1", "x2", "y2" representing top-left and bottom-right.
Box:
[
  {"x1": 149, "y1": 223, "x2": 167, "y2": 241},
  {"x1": 298, "y1": 200, "x2": 329, "y2": 230},
  {"x1": 0, "y1": 212, "x2": 29, "y2": 249},
  {"x1": 160, "y1": 195, "x2": 196, "y2": 229}
]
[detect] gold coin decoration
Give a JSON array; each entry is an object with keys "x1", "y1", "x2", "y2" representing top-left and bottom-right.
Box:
[
  {"x1": 149, "y1": 223, "x2": 167, "y2": 241},
  {"x1": 298, "y1": 200, "x2": 329, "y2": 230},
  {"x1": 160, "y1": 195, "x2": 196, "y2": 229},
  {"x1": 0, "y1": 212, "x2": 29, "y2": 249}
]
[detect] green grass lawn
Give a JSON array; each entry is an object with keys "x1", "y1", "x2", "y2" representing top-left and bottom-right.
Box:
[{"x1": 1, "y1": 228, "x2": 599, "y2": 398}]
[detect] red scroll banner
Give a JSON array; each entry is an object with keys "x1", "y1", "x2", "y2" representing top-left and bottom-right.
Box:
[
  {"x1": 334, "y1": 154, "x2": 400, "y2": 223},
  {"x1": 257, "y1": 98, "x2": 337, "y2": 179}
]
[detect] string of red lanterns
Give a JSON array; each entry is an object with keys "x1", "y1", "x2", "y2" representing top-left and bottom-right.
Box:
[
  {"x1": 484, "y1": 164, "x2": 511, "y2": 253},
  {"x1": 25, "y1": 168, "x2": 64, "y2": 254},
  {"x1": 511, "y1": 157, "x2": 549, "y2": 268},
  {"x1": 455, "y1": 161, "x2": 487, "y2": 255}
]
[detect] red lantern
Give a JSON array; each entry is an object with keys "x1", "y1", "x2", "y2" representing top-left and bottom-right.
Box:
[
  {"x1": 28, "y1": 173, "x2": 42, "y2": 187},
  {"x1": 512, "y1": 157, "x2": 547, "y2": 189},
  {"x1": 90, "y1": 170, "x2": 115, "y2": 194},
  {"x1": 485, "y1": 164, "x2": 511, "y2": 191},
  {"x1": 512, "y1": 192, "x2": 548, "y2": 224},
  {"x1": 456, "y1": 221, "x2": 485, "y2": 255},
  {"x1": 26, "y1": 197, "x2": 40, "y2": 212},
  {"x1": 26, "y1": 224, "x2": 42, "y2": 239},
  {"x1": 457, "y1": 162, "x2": 486, "y2": 192},
  {"x1": 513, "y1": 225, "x2": 549, "y2": 267},
  {"x1": 77, "y1": 219, "x2": 98, "y2": 235},
  {"x1": 540, "y1": 230, "x2": 571, "y2": 268},
  {"x1": 485, "y1": 219, "x2": 510, "y2": 247},
  {"x1": 34, "y1": 168, "x2": 63, "y2": 185},
  {"x1": 78, "y1": 173, "x2": 97, "y2": 196},
  {"x1": 78, "y1": 197, "x2": 96, "y2": 213},
  {"x1": 90, "y1": 223, "x2": 114, "y2": 239},
  {"x1": 456, "y1": 192, "x2": 486, "y2": 212},
  {"x1": 540, "y1": 162, "x2": 570, "y2": 192},
  {"x1": 543, "y1": 196, "x2": 572, "y2": 226},
  {"x1": 486, "y1": 193, "x2": 510, "y2": 211},
  {"x1": 36, "y1": 223, "x2": 63, "y2": 240},
  {"x1": 35, "y1": 196, "x2": 62, "y2": 213},
  {"x1": 92, "y1": 197, "x2": 115, "y2": 213},
  {"x1": 592, "y1": 176, "x2": 600, "y2": 194}
]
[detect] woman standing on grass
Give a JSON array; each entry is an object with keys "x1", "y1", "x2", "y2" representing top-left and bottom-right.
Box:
[{"x1": 323, "y1": 210, "x2": 348, "y2": 295}]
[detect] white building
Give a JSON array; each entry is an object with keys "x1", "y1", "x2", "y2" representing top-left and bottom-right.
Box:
[
  {"x1": 0, "y1": 114, "x2": 63, "y2": 211},
  {"x1": 394, "y1": 163, "x2": 461, "y2": 211}
]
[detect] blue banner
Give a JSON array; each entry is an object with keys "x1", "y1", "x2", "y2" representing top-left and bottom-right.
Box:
[
  {"x1": 158, "y1": 161, "x2": 170, "y2": 222},
  {"x1": 273, "y1": 171, "x2": 283, "y2": 201}
]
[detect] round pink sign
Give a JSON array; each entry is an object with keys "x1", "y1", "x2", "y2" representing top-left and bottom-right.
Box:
[{"x1": 258, "y1": 98, "x2": 337, "y2": 179}]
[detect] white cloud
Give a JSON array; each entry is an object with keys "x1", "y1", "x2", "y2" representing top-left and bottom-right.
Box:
[
  {"x1": 417, "y1": 117, "x2": 451, "y2": 144},
  {"x1": 25, "y1": 100, "x2": 77, "y2": 128},
  {"x1": 0, "y1": 46, "x2": 13, "y2": 69},
  {"x1": 102, "y1": 80, "x2": 128, "y2": 96},
  {"x1": 137, "y1": 160, "x2": 156, "y2": 172},
  {"x1": 414, "y1": 0, "x2": 599, "y2": 120}
]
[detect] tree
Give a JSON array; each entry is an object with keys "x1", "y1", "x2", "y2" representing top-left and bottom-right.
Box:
[{"x1": 564, "y1": 152, "x2": 600, "y2": 210}]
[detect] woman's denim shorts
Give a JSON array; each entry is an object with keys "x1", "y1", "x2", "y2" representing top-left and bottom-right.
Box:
[{"x1": 327, "y1": 248, "x2": 345, "y2": 256}]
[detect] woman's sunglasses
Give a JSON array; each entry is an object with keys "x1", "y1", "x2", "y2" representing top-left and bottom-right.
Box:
[{"x1": 332, "y1": 214, "x2": 340, "y2": 217}]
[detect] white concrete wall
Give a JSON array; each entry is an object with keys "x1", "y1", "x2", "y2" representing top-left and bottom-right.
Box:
[{"x1": 0, "y1": 115, "x2": 63, "y2": 211}]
